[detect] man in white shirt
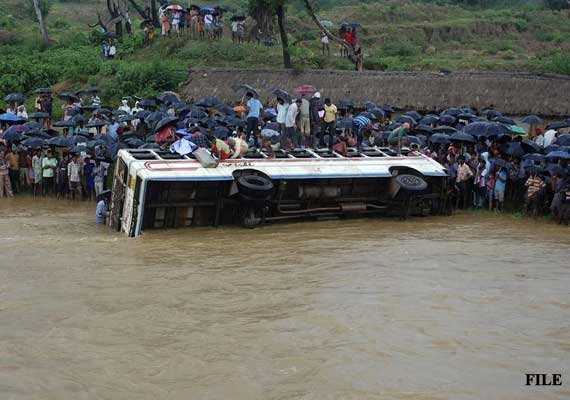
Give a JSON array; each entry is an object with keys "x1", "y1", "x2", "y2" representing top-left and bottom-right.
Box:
[
  {"x1": 284, "y1": 99, "x2": 302, "y2": 150},
  {"x1": 205, "y1": 13, "x2": 213, "y2": 38},
  {"x1": 534, "y1": 128, "x2": 545, "y2": 149},
  {"x1": 67, "y1": 154, "x2": 82, "y2": 200},
  {"x1": 276, "y1": 97, "x2": 289, "y2": 136}
]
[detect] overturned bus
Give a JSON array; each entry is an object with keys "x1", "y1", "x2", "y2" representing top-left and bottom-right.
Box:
[{"x1": 109, "y1": 147, "x2": 449, "y2": 237}]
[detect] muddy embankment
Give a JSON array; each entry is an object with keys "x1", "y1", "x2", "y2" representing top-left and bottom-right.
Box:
[{"x1": 181, "y1": 68, "x2": 570, "y2": 116}]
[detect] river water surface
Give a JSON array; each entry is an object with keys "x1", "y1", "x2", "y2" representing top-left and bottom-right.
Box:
[{"x1": 1, "y1": 197, "x2": 569, "y2": 399}]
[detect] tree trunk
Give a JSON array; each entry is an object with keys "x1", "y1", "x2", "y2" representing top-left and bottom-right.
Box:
[
  {"x1": 126, "y1": 0, "x2": 150, "y2": 20},
  {"x1": 302, "y1": 0, "x2": 363, "y2": 71},
  {"x1": 32, "y1": 0, "x2": 49, "y2": 45},
  {"x1": 150, "y1": 0, "x2": 159, "y2": 27},
  {"x1": 276, "y1": 5, "x2": 292, "y2": 69}
]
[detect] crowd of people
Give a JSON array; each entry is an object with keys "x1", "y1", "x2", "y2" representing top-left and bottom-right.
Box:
[
  {"x1": 1, "y1": 84, "x2": 570, "y2": 224},
  {"x1": 141, "y1": 4, "x2": 230, "y2": 45}
]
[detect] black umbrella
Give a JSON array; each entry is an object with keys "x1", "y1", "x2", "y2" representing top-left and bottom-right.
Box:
[
  {"x1": 544, "y1": 144, "x2": 559, "y2": 154},
  {"x1": 457, "y1": 113, "x2": 476, "y2": 122},
  {"x1": 135, "y1": 110, "x2": 150, "y2": 119},
  {"x1": 48, "y1": 136, "x2": 72, "y2": 147},
  {"x1": 157, "y1": 92, "x2": 180, "y2": 105},
  {"x1": 24, "y1": 130, "x2": 51, "y2": 139},
  {"x1": 222, "y1": 116, "x2": 246, "y2": 128},
  {"x1": 145, "y1": 112, "x2": 168, "y2": 125},
  {"x1": 369, "y1": 108, "x2": 385, "y2": 119},
  {"x1": 155, "y1": 117, "x2": 179, "y2": 132},
  {"x1": 233, "y1": 84, "x2": 259, "y2": 98},
  {"x1": 195, "y1": 97, "x2": 221, "y2": 107},
  {"x1": 262, "y1": 111, "x2": 277, "y2": 121},
  {"x1": 58, "y1": 92, "x2": 79, "y2": 102},
  {"x1": 433, "y1": 125, "x2": 457, "y2": 134},
  {"x1": 521, "y1": 139, "x2": 541, "y2": 154},
  {"x1": 80, "y1": 105, "x2": 98, "y2": 113},
  {"x1": 70, "y1": 145, "x2": 88, "y2": 153},
  {"x1": 381, "y1": 105, "x2": 395, "y2": 114},
  {"x1": 547, "y1": 121, "x2": 570, "y2": 130},
  {"x1": 396, "y1": 115, "x2": 416, "y2": 125},
  {"x1": 72, "y1": 114, "x2": 87, "y2": 124},
  {"x1": 545, "y1": 151, "x2": 570, "y2": 160},
  {"x1": 75, "y1": 87, "x2": 98, "y2": 96},
  {"x1": 214, "y1": 104, "x2": 236, "y2": 116},
  {"x1": 483, "y1": 109, "x2": 502, "y2": 119},
  {"x1": 189, "y1": 109, "x2": 208, "y2": 119},
  {"x1": 521, "y1": 115, "x2": 544, "y2": 125},
  {"x1": 439, "y1": 114, "x2": 457, "y2": 126},
  {"x1": 28, "y1": 112, "x2": 50, "y2": 119},
  {"x1": 413, "y1": 124, "x2": 434, "y2": 135},
  {"x1": 442, "y1": 107, "x2": 462, "y2": 117},
  {"x1": 1, "y1": 130, "x2": 23, "y2": 142},
  {"x1": 53, "y1": 119, "x2": 77, "y2": 128},
  {"x1": 419, "y1": 115, "x2": 439, "y2": 125},
  {"x1": 34, "y1": 87, "x2": 53, "y2": 94},
  {"x1": 92, "y1": 108, "x2": 112, "y2": 117},
  {"x1": 119, "y1": 132, "x2": 143, "y2": 142},
  {"x1": 75, "y1": 129, "x2": 91, "y2": 138},
  {"x1": 494, "y1": 116, "x2": 516, "y2": 125},
  {"x1": 213, "y1": 126, "x2": 230, "y2": 139},
  {"x1": 22, "y1": 137, "x2": 47, "y2": 148},
  {"x1": 523, "y1": 153, "x2": 545, "y2": 162},
  {"x1": 546, "y1": 164, "x2": 567, "y2": 177},
  {"x1": 362, "y1": 101, "x2": 376, "y2": 110},
  {"x1": 525, "y1": 165, "x2": 544, "y2": 176},
  {"x1": 4, "y1": 93, "x2": 25, "y2": 104},
  {"x1": 557, "y1": 134, "x2": 570, "y2": 146},
  {"x1": 338, "y1": 99, "x2": 355, "y2": 109},
  {"x1": 272, "y1": 88, "x2": 291, "y2": 101},
  {"x1": 429, "y1": 134, "x2": 451, "y2": 145},
  {"x1": 463, "y1": 121, "x2": 509, "y2": 138},
  {"x1": 450, "y1": 131, "x2": 476, "y2": 143},
  {"x1": 87, "y1": 139, "x2": 107, "y2": 149},
  {"x1": 139, "y1": 99, "x2": 157, "y2": 109},
  {"x1": 505, "y1": 142, "x2": 525, "y2": 158},
  {"x1": 405, "y1": 111, "x2": 422, "y2": 121},
  {"x1": 68, "y1": 135, "x2": 87, "y2": 145},
  {"x1": 22, "y1": 122, "x2": 41, "y2": 131},
  {"x1": 124, "y1": 138, "x2": 145, "y2": 148}
]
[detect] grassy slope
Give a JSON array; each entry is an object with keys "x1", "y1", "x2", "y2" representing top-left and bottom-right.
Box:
[{"x1": 1, "y1": 0, "x2": 569, "y2": 110}]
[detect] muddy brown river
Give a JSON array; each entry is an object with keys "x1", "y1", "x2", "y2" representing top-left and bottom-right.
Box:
[{"x1": 0, "y1": 197, "x2": 569, "y2": 399}]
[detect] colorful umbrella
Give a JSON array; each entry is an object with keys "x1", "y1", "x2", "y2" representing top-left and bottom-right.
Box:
[
  {"x1": 509, "y1": 125, "x2": 527, "y2": 135},
  {"x1": 295, "y1": 85, "x2": 317, "y2": 96}
]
